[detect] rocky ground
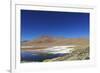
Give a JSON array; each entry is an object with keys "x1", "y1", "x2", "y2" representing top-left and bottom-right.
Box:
[{"x1": 43, "y1": 46, "x2": 89, "y2": 62}]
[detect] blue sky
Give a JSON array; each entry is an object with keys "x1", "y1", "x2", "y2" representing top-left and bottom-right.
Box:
[{"x1": 21, "y1": 10, "x2": 89, "y2": 41}]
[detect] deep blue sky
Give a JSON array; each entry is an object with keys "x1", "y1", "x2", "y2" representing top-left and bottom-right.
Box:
[{"x1": 21, "y1": 10, "x2": 89, "y2": 41}]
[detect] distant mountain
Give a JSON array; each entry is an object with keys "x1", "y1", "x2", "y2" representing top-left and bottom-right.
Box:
[
  {"x1": 21, "y1": 35, "x2": 89, "y2": 48},
  {"x1": 21, "y1": 40, "x2": 29, "y2": 43}
]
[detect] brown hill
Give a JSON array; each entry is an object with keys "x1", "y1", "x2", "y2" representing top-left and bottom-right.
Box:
[{"x1": 21, "y1": 36, "x2": 89, "y2": 47}]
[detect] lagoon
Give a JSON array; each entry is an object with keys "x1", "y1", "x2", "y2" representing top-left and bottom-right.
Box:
[{"x1": 21, "y1": 45, "x2": 75, "y2": 62}]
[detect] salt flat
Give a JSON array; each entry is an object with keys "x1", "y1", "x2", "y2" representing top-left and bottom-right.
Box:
[{"x1": 22, "y1": 45, "x2": 76, "y2": 54}]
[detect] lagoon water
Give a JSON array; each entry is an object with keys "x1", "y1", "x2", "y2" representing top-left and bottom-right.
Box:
[
  {"x1": 21, "y1": 51, "x2": 66, "y2": 62},
  {"x1": 21, "y1": 45, "x2": 75, "y2": 62}
]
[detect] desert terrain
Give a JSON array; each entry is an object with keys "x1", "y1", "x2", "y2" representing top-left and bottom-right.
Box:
[{"x1": 21, "y1": 36, "x2": 89, "y2": 62}]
